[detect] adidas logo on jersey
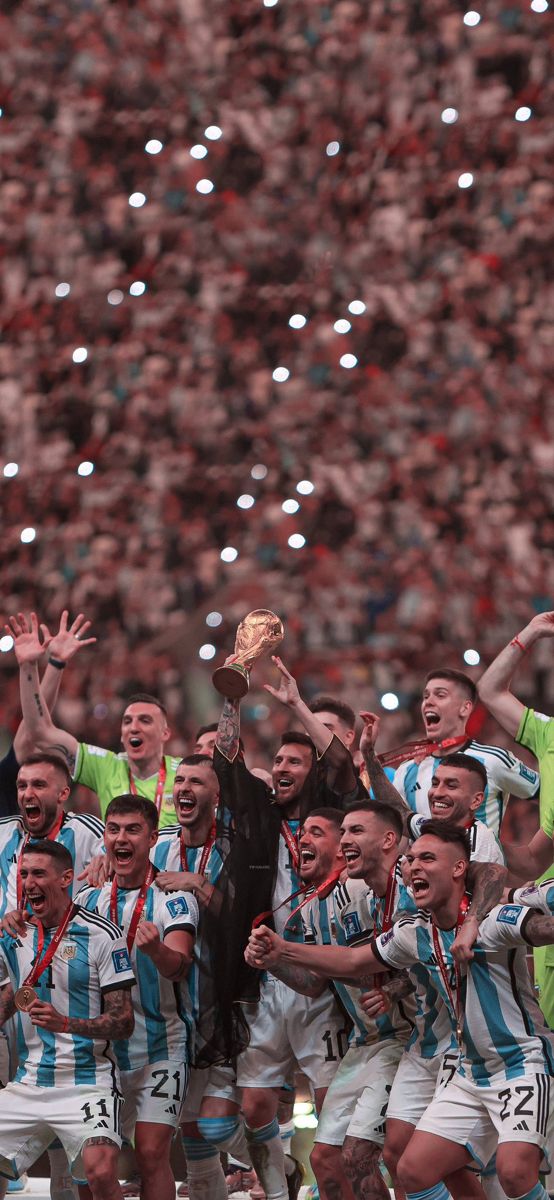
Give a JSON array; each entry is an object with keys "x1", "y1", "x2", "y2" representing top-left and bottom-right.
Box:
[
  {"x1": 96, "y1": 1121, "x2": 109, "y2": 1129},
  {"x1": 164, "y1": 1104, "x2": 178, "y2": 1116},
  {"x1": 514, "y1": 1121, "x2": 529, "y2": 1131}
]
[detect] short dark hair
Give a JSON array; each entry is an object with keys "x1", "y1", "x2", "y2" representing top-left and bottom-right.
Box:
[
  {"x1": 414, "y1": 818, "x2": 470, "y2": 860},
  {"x1": 279, "y1": 731, "x2": 316, "y2": 755},
  {"x1": 343, "y1": 800, "x2": 404, "y2": 842},
  {"x1": 424, "y1": 670, "x2": 477, "y2": 705},
  {"x1": 304, "y1": 807, "x2": 344, "y2": 832},
  {"x1": 22, "y1": 839, "x2": 73, "y2": 872},
  {"x1": 124, "y1": 693, "x2": 168, "y2": 720},
  {"x1": 105, "y1": 794, "x2": 159, "y2": 830},
  {"x1": 436, "y1": 753, "x2": 487, "y2": 791},
  {"x1": 309, "y1": 696, "x2": 356, "y2": 730},
  {"x1": 19, "y1": 754, "x2": 71, "y2": 789},
  {"x1": 194, "y1": 723, "x2": 218, "y2": 739},
  {"x1": 178, "y1": 754, "x2": 216, "y2": 772}
]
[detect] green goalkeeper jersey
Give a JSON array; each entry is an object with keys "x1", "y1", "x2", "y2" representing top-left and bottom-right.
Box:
[{"x1": 74, "y1": 743, "x2": 181, "y2": 828}]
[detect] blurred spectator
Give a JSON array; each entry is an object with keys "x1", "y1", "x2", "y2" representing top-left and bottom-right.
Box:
[{"x1": 1, "y1": 0, "x2": 552, "y2": 831}]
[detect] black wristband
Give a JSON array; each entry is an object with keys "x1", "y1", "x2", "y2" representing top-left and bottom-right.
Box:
[{"x1": 48, "y1": 657, "x2": 66, "y2": 670}]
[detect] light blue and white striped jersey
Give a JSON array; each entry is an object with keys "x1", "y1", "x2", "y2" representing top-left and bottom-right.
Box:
[
  {"x1": 394, "y1": 741, "x2": 539, "y2": 835},
  {"x1": 373, "y1": 903, "x2": 554, "y2": 1084},
  {"x1": 360, "y1": 863, "x2": 450, "y2": 1059},
  {"x1": 151, "y1": 826, "x2": 227, "y2": 1043},
  {"x1": 273, "y1": 819, "x2": 302, "y2": 939},
  {"x1": 0, "y1": 905, "x2": 134, "y2": 1088},
  {"x1": 407, "y1": 813, "x2": 505, "y2": 865},
  {"x1": 303, "y1": 876, "x2": 414, "y2": 1048},
  {"x1": 78, "y1": 879, "x2": 198, "y2": 1072},
  {"x1": 0, "y1": 812, "x2": 105, "y2": 917},
  {"x1": 151, "y1": 825, "x2": 227, "y2": 884}
]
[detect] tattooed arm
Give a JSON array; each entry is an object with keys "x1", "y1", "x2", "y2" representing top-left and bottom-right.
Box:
[
  {"x1": 11, "y1": 611, "x2": 95, "y2": 765},
  {"x1": 29, "y1": 986, "x2": 134, "y2": 1038},
  {"x1": 17, "y1": 657, "x2": 78, "y2": 774},
  {"x1": 246, "y1": 923, "x2": 379, "y2": 983},
  {"x1": 253, "y1": 954, "x2": 326, "y2": 998},
  {"x1": 359, "y1": 713, "x2": 410, "y2": 814},
  {"x1": 522, "y1": 911, "x2": 554, "y2": 946},
  {"x1": 216, "y1": 697, "x2": 241, "y2": 763},
  {"x1": 0, "y1": 982, "x2": 16, "y2": 1026},
  {"x1": 452, "y1": 861, "x2": 508, "y2": 964}
]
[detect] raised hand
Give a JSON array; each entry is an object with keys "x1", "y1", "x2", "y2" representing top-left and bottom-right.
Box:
[
  {"x1": 43, "y1": 610, "x2": 96, "y2": 664},
  {"x1": 526, "y1": 612, "x2": 554, "y2": 640},
  {"x1": 263, "y1": 656, "x2": 301, "y2": 708},
  {"x1": 359, "y1": 711, "x2": 380, "y2": 759},
  {"x1": 7, "y1": 612, "x2": 51, "y2": 665}
]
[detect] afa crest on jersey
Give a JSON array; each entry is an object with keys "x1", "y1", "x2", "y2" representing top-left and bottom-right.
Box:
[
  {"x1": 166, "y1": 896, "x2": 189, "y2": 919},
  {"x1": 342, "y1": 912, "x2": 362, "y2": 940},
  {"x1": 112, "y1": 947, "x2": 132, "y2": 973},
  {"x1": 58, "y1": 940, "x2": 77, "y2": 961},
  {"x1": 496, "y1": 905, "x2": 522, "y2": 925}
]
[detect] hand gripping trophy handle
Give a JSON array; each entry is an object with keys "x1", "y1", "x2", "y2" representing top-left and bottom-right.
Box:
[{"x1": 212, "y1": 610, "x2": 285, "y2": 699}]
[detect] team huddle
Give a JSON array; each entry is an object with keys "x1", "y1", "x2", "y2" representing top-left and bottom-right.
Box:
[{"x1": 1, "y1": 607, "x2": 554, "y2": 1200}]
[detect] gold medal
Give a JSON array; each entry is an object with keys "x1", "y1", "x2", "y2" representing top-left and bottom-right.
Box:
[{"x1": 14, "y1": 985, "x2": 38, "y2": 1012}]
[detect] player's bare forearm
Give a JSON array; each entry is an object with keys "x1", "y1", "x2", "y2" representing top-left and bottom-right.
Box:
[
  {"x1": 478, "y1": 641, "x2": 529, "y2": 736},
  {"x1": 267, "y1": 958, "x2": 326, "y2": 998},
  {"x1": 40, "y1": 662, "x2": 65, "y2": 713},
  {"x1": 280, "y1": 937, "x2": 373, "y2": 983},
  {"x1": 523, "y1": 912, "x2": 554, "y2": 947},
  {"x1": 67, "y1": 988, "x2": 134, "y2": 1039},
  {"x1": 289, "y1": 697, "x2": 333, "y2": 758},
  {"x1": 216, "y1": 697, "x2": 240, "y2": 761},
  {"x1": 503, "y1": 830, "x2": 553, "y2": 883},
  {"x1": 362, "y1": 745, "x2": 409, "y2": 814},
  {"x1": 19, "y1": 661, "x2": 77, "y2": 771},
  {"x1": 467, "y1": 861, "x2": 508, "y2": 924},
  {"x1": 0, "y1": 983, "x2": 16, "y2": 1026},
  {"x1": 146, "y1": 944, "x2": 191, "y2": 981}
]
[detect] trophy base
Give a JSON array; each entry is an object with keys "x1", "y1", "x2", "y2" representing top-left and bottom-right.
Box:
[{"x1": 212, "y1": 664, "x2": 250, "y2": 699}]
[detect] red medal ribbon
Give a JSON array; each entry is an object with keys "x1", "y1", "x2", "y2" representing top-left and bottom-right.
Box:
[
  {"x1": 378, "y1": 735, "x2": 468, "y2": 771},
  {"x1": 280, "y1": 820, "x2": 301, "y2": 873},
  {"x1": 373, "y1": 862, "x2": 399, "y2": 988},
  {"x1": 431, "y1": 894, "x2": 470, "y2": 1045},
  {"x1": 253, "y1": 865, "x2": 345, "y2": 931},
  {"x1": 110, "y1": 864, "x2": 155, "y2": 953},
  {"x1": 128, "y1": 759, "x2": 167, "y2": 815},
  {"x1": 180, "y1": 822, "x2": 217, "y2": 876},
  {"x1": 17, "y1": 811, "x2": 66, "y2": 909},
  {"x1": 24, "y1": 901, "x2": 76, "y2": 989},
  {"x1": 379, "y1": 863, "x2": 399, "y2": 935}
]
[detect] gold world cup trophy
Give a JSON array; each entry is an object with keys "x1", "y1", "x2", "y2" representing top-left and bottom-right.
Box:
[{"x1": 212, "y1": 610, "x2": 285, "y2": 699}]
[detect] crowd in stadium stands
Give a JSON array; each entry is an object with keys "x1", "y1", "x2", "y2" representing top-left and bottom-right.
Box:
[{"x1": 1, "y1": 0, "x2": 553, "y2": 784}]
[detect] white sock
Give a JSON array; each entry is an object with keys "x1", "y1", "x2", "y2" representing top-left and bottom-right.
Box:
[
  {"x1": 246, "y1": 1119, "x2": 288, "y2": 1199},
  {"x1": 185, "y1": 1155, "x2": 228, "y2": 1200},
  {"x1": 48, "y1": 1144, "x2": 79, "y2": 1200},
  {"x1": 280, "y1": 1118, "x2": 295, "y2": 1160}
]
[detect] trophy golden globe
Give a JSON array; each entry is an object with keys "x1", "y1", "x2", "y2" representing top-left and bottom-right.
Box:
[{"x1": 212, "y1": 610, "x2": 285, "y2": 699}]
